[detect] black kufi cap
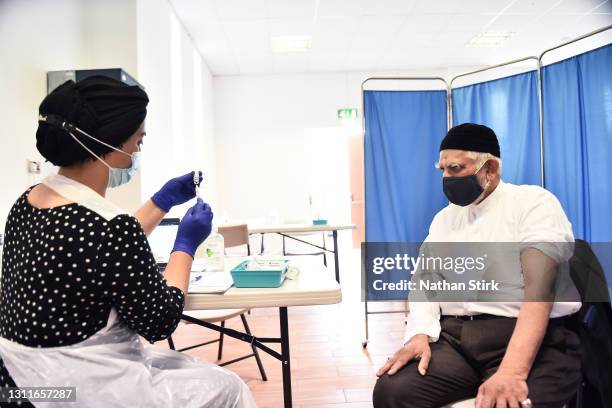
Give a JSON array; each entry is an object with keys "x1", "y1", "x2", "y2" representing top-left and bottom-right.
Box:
[
  {"x1": 36, "y1": 75, "x2": 149, "y2": 166},
  {"x1": 439, "y1": 123, "x2": 500, "y2": 158}
]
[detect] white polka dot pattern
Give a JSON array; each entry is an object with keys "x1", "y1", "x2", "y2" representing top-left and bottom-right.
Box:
[{"x1": 0, "y1": 187, "x2": 185, "y2": 404}]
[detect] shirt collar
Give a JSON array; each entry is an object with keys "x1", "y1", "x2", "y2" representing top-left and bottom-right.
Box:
[{"x1": 42, "y1": 173, "x2": 127, "y2": 221}]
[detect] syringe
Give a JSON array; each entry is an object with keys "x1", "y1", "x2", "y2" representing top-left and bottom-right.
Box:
[{"x1": 193, "y1": 171, "x2": 201, "y2": 198}]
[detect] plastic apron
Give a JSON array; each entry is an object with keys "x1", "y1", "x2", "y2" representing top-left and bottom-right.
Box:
[{"x1": 0, "y1": 174, "x2": 257, "y2": 408}]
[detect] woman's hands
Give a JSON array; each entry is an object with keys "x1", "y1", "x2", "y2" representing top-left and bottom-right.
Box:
[
  {"x1": 163, "y1": 198, "x2": 212, "y2": 294},
  {"x1": 151, "y1": 171, "x2": 203, "y2": 213},
  {"x1": 172, "y1": 198, "x2": 213, "y2": 258}
]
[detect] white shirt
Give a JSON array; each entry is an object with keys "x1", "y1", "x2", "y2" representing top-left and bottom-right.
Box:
[{"x1": 404, "y1": 180, "x2": 581, "y2": 344}]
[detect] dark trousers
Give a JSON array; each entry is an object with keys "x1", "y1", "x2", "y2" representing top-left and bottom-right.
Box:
[{"x1": 373, "y1": 316, "x2": 581, "y2": 408}]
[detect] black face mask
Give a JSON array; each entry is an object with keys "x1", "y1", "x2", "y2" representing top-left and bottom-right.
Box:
[{"x1": 442, "y1": 173, "x2": 485, "y2": 206}]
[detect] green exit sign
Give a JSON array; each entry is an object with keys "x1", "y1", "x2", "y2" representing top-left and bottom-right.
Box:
[{"x1": 337, "y1": 108, "x2": 358, "y2": 119}]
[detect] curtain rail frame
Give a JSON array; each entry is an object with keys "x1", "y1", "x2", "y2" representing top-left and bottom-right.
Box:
[
  {"x1": 359, "y1": 26, "x2": 611, "y2": 346},
  {"x1": 538, "y1": 24, "x2": 612, "y2": 189},
  {"x1": 360, "y1": 76, "x2": 451, "y2": 244},
  {"x1": 360, "y1": 76, "x2": 450, "y2": 347},
  {"x1": 446, "y1": 24, "x2": 612, "y2": 189},
  {"x1": 449, "y1": 56, "x2": 542, "y2": 186}
]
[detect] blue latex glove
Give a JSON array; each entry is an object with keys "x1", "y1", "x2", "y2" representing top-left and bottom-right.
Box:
[
  {"x1": 151, "y1": 171, "x2": 203, "y2": 213},
  {"x1": 172, "y1": 199, "x2": 213, "y2": 258}
]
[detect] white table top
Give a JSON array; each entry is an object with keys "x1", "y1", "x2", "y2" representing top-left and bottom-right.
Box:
[
  {"x1": 185, "y1": 256, "x2": 342, "y2": 311},
  {"x1": 223, "y1": 223, "x2": 355, "y2": 234}
]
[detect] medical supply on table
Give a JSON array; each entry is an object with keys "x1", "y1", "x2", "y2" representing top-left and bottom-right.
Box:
[
  {"x1": 245, "y1": 258, "x2": 288, "y2": 270},
  {"x1": 231, "y1": 258, "x2": 290, "y2": 288},
  {"x1": 244, "y1": 257, "x2": 299, "y2": 278},
  {"x1": 191, "y1": 258, "x2": 207, "y2": 272},
  {"x1": 151, "y1": 171, "x2": 203, "y2": 212},
  {"x1": 172, "y1": 199, "x2": 213, "y2": 257},
  {"x1": 193, "y1": 170, "x2": 201, "y2": 198},
  {"x1": 188, "y1": 271, "x2": 233, "y2": 294},
  {"x1": 202, "y1": 227, "x2": 225, "y2": 271}
]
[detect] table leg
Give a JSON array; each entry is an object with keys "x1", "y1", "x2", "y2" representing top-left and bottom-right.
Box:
[
  {"x1": 260, "y1": 232, "x2": 265, "y2": 255},
  {"x1": 332, "y1": 230, "x2": 340, "y2": 283},
  {"x1": 279, "y1": 307, "x2": 292, "y2": 408}
]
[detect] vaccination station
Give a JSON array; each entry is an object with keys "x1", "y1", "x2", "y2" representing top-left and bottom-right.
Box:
[{"x1": 1, "y1": 1, "x2": 612, "y2": 407}]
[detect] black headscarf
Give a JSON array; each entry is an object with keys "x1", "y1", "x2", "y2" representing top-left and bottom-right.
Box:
[{"x1": 36, "y1": 75, "x2": 149, "y2": 166}]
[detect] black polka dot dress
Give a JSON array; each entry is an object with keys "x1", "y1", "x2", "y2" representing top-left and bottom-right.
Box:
[{"x1": 0, "y1": 187, "x2": 185, "y2": 406}]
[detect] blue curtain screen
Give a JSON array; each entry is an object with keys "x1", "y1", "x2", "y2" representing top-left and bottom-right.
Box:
[
  {"x1": 452, "y1": 70, "x2": 542, "y2": 186},
  {"x1": 364, "y1": 90, "x2": 448, "y2": 242},
  {"x1": 365, "y1": 44, "x2": 612, "y2": 245},
  {"x1": 543, "y1": 43, "x2": 612, "y2": 242}
]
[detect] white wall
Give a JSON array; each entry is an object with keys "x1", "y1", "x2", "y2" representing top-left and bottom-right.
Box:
[
  {"x1": 0, "y1": 0, "x2": 143, "y2": 224},
  {"x1": 136, "y1": 0, "x2": 217, "y2": 219},
  {"x1": 81, "y1": 0, "x2": 138, "y2": 74},
  {"x1": 0, "y1": 0, "x2": 216, "y2": 236},
  {"x1": 81, "y1": 0, "x2": 142, "y2": 212},
  {"x1": 213, "y1": 27, "x2": 612, "y2": 224},
  {"x1": 2, "y1": 0, "x2": 606, "y2": 232},
  {"x1": 213, "y1": 68, "x2": 472, "y2": 223},
  {"x1": 0, "y1": 0, "x2": 84, "y2": 229},
  {"x1": 215, "y1": 73, "x2": 343, "y2": 223}
]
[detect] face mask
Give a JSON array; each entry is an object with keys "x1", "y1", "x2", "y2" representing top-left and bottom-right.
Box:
[
  {"x1": 442, "y1": 161, "x2": 489, "y2": 206},
  {"x1": 107, "y1": 150, "x2": 141, "y2": 188},
  {"x1": 38, "y1": 115, "x2": 141, "y2": 188}
]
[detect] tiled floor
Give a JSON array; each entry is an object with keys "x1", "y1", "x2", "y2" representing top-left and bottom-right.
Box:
[{"x1": 155, "y1": 245, "x2": 409, "y2": 407}]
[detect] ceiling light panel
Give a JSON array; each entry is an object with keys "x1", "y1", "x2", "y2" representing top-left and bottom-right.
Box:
[
  {"x1": 467, "y1": 31, "x2": 515, "y2": 47},
  {"x1": 271, "y1": 35, "x2": 313, "y2": 53}
]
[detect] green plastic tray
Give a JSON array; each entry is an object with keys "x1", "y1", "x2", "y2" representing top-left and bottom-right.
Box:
[{"x1": 230, "y1": 260, "x2": 289, "y2": 288}]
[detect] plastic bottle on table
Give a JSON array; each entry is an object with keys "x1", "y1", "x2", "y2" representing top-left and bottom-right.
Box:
[{"x1": 203, "y1": 226, "x2": 225, "y2": 272}]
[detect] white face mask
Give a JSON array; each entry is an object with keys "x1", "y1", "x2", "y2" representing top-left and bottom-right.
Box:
[
  {"x1": 69, "y1": 129, "x2": 141, "y2": 188},
  {"x1": 106, "y1": 150, "x2": 141, "y2": 188},
  {"x1": 39, "y1": 115, "x2": 141, "y2": 188}
]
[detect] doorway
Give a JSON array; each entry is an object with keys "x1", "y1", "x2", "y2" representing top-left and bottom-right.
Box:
[{"x1": 303, "y1": 125, "x2": 364, "y2": 247}]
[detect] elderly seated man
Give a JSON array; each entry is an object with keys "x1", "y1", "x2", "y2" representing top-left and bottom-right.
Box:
[{"x1": 373, "y1": 123, "x2": 581, "y2": 408}]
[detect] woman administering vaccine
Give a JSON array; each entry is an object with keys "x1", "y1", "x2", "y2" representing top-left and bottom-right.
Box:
[{"x1": 0, "y1": 76, "x2": 256, "y2": 407}]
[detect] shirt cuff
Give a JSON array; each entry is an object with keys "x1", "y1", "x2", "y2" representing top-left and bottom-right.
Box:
[{"x1": 404, "y1": 316, "x2": 441, "y2": 344}]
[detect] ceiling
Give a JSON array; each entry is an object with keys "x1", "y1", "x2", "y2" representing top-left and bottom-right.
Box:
[{"x1": 169, "y1": 0, "x2": 612, "y2": 76}]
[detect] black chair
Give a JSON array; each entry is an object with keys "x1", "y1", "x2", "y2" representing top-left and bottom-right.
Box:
[{"x1": 567, "y1": 240, "x2": 612, "y2": 408}]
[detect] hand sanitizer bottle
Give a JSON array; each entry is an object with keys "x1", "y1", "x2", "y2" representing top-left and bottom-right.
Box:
[{"x1": 203, "y1": 226, "x2": 225, "y2": 272}]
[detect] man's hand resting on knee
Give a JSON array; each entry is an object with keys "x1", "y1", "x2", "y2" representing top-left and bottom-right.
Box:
[
  {"x1": 476, "y1": 369, "x2": 528, "y2": 408},
  {"x1": 376, "y1": 334, "x2": 431, "y2": 377}
]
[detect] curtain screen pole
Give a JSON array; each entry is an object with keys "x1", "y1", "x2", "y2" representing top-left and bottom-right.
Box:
[{"x1": 360, "y1": 76, "x2": 449, "y2": 348}]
